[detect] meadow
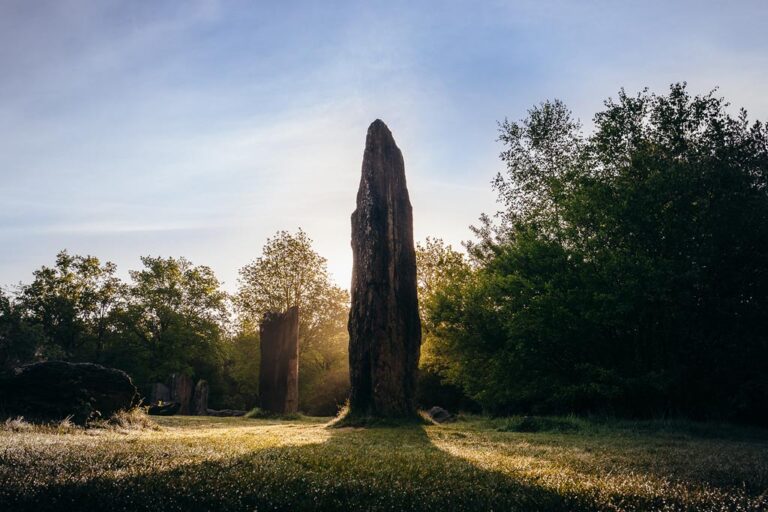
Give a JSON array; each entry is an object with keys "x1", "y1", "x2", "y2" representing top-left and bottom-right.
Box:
[{"x1": 1, "y1": 415, "x2": 766, "y2": 511}]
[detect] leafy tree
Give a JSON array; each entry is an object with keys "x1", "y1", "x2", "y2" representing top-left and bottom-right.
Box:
[
  {"x1": 236, "y1": 229, "x2": 349, "y2": 414},
  {"x1": 434, "y1": 84, "x2": 768, "y2": 423},
  {"x1": 17, "y1": 251, "x2": 125, "y2": 362},
  {"x1": 496, "y1": 99, "x2": 582, "y2": 228},
  {"x1": 415, "y1": 238, "x2": 478, "y2": 411},
  {"x1": 237, "y1": 230, "x2": 347, "y2": 348},
  {"x1": 119, "y1": 256, "x2": 229, "y2": 387},
  {"x1": 7, "y1": 252, "x2": 245, "y2": 409},
  {"x1": 415, "y1": 238, "x2": 472, "y2": 374},
  {"x1": 222, "y1": 328, "x2": 261, "y2": 409}
]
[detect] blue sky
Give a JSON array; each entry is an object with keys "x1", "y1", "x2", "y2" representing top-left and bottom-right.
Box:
[{"x1": 1, "y1": 0, "x2": 767, "y2": 291}]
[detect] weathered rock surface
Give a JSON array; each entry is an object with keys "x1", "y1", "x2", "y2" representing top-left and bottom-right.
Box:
[
  {"x1": 0, "y1": 361, "x2": 139, "y2": 424},
  {"x1": 427, "y1": 406, "x2": 454, "y2": 423},
  {"x1": 193, "y1": 379, "x2": 209, "y2": 416},
  {"x1": 259, "y1": 307, "x2": 299, "y2": 414},
  {"x1": 170, "y1": 373, "x2": 193, "y2": 415},
  {"x1": 348, "y1": 119, "x2": 422, "y2": 418}
]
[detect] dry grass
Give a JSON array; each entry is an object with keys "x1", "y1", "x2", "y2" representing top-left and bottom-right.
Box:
[
  {"x1": 100, "y1": 407, "x2": 159, "y2": 431},
  {"x1": 1, "y1": 408, "x2": 157, "y2": 434},
  {"x1": 3, "y1": 416, "x2": 32, "y2": 432},
  {"x1": 0, "y1": 415, "x2": 765, "y2": 511}
]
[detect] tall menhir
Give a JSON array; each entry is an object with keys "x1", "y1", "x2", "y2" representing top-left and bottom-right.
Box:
[
  {"x1": 259, "y1": 306, "x2": 299, "y2": 414},
  {"x1": 347, "y1": 119, "x2": 421, "y2": 418}
]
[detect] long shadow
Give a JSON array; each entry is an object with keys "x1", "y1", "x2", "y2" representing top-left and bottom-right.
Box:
[{"x1": 0, "y1": 422, "x2": 717, "y2": 511}]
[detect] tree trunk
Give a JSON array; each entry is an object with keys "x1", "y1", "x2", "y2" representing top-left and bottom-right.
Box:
[
  {"x1": 347, "y1": 119, "x2": 422, "y2": 418},
  {"x1": 259, "y1": 306, "x2": 299, "y2": 413}
]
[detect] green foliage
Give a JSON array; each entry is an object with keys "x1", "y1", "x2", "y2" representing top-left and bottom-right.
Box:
[
  {"x1": 116, "y1": 256, "x2": 229, "y2": 388},
  {"x1": 1, "y1": 230, "x2": 347, "y2": 414},
  {"x1": 235, "y1": 229, "x2": 349, "y2": 354},
  {"x1": 0, "y1": 289, "x2": 46, "y2": 370},
  {"x1": 299, "y1": 341, "x2": 349, "y2": 416},
  {"x1": 432, "y1": 84, "x2": 768, "y2": 423},
  {"x1": 236, "y1": 229, "x2": 349, "y2": 415},
  {"x1": 415, "y1": 238, "x2": 478, "y2": 411},
  {"x1": 219, "y1": 329, "x2": 261, "y2": 409},
  {"x1": 3, "y1": 252, "x2": 232, "y2": 407},
  {"x1": 17, "y1": 251, "x2": 125, "y2": 362}
]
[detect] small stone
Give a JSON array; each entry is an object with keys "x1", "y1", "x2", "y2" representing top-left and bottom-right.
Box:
[
  {"x1": 148, "y1": 402, "x2": 181, "y2": 416},
  {"x1": 427, "y1": 406, "x2": 454, "y2": 423}
]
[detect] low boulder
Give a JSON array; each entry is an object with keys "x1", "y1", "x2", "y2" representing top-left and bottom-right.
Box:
[
  {"x1": 427, "y1": 406, "x2": 455, "y2": 423},
  {"x1": 0, "y1": 361, "x2": 139, "y2": 424},
  {"x1": 148, "y1": 402, "x2": 181, "y2": 416}
]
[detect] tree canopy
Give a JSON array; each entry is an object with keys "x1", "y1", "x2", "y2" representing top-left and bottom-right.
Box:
[
  {"x1": 236, "y1": 229, "x2": 349, "y2": 414},
  {"x1": 429, "y1": 84, "x2": 768, "y2": 423},
  {"x1": 17, "y1": 251, "x2": 124, "y2": 362}
]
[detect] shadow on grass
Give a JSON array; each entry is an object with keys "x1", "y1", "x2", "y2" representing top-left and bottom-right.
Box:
[
  {"x1": 155, "y1": 415, "x2": 328, "y2": 431},
  {"x1": 1, "y1": 421, "x2": 742, "y2": 512}
]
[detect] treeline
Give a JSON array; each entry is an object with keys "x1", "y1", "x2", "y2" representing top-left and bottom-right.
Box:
[
  {"x1": 0, "y1": 231, "x2": 349, "y2": 415},
  {"x1": 418, "y1": 84, "x2": 768, "y2": 424},
  {"x1": 2, "y1": 84, "x2": 766, "y2": 423}
]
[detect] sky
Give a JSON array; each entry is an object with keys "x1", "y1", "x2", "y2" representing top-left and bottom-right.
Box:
[{"x1": 1, "y1": 0, "x2": 767, "y2": 292}]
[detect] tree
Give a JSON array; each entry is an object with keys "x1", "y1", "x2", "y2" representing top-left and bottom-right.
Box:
[
  {"x1": 236, "y1": 229, "x2": 349, "y2": 414},
  {"x1": 236, "y1": 229, "x2": 328, "y2": 321},
  {"x1": 434, "y1": 84, "x2": 768, "y2": 423},
  {"x1": 415, "y1": 238, "x2": 472, "y2": 378},
  {"x1": 416, "y1": 238, "x2": 471, "y2": 325},
  {"x1": 415, "y1": 238, "x2": 477, "y2": 411},
  {"x1": 495, "y1": 99, "x2": 582, "y2": 228},
  {"x1": 237, "y1": 230, "x2": 347, "y2": 348},
  {"x1": 17, "y1": 251, "x2": 125, "y2": 362},
  {"x1": 0, "y1": 288, "x2": 46, "y2": 370},
  {"x1": 120, "y1": 256, "x2": 228, "y2": 386},
  {"x1": 220, "y1": 327, "x2": 261, "y2": 409}
]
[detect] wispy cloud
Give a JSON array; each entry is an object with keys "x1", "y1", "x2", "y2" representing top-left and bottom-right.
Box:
[{"x1": 1, "y1": 0, "x2": 766, "y2": 290}]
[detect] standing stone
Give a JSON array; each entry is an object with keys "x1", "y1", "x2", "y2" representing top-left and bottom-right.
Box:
[
  {"x1": 193, "y1": 380, "x2": 209, "y2": 416},
  {"x1": 259, "y1": 306, "x2": 299, "y2": 414},
  {"x1": 150, "y1": 382, "x2": 171, "y2": 404},
  {"x1": 170, "y1": 373, "x2": 193, "y2": 415},
  {"x1": 347, "y1": 119, "x2": 421, "y2": 418}
]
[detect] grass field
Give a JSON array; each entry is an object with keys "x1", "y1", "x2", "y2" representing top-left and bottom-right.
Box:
[{"x1": 1, "y1": 414, "x2": 766, "y2": 511}]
